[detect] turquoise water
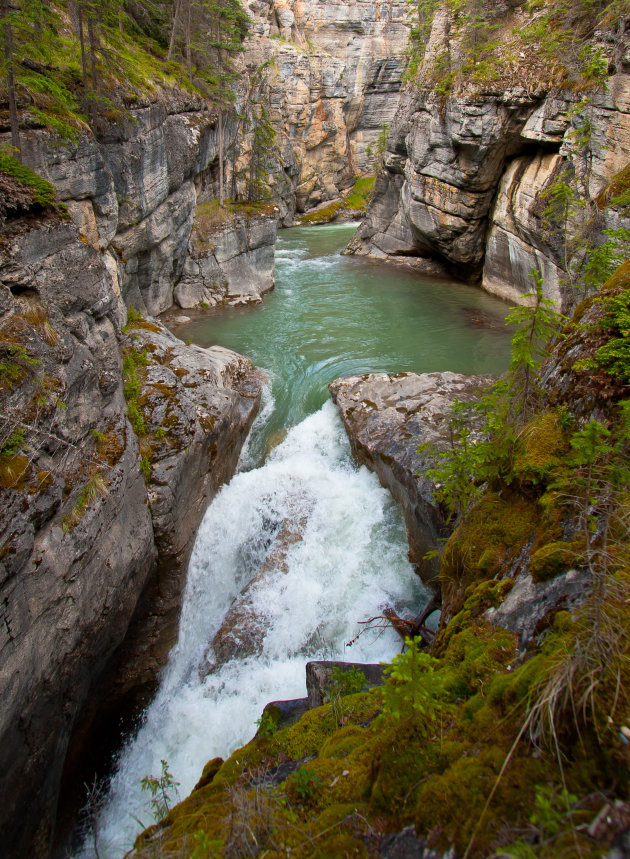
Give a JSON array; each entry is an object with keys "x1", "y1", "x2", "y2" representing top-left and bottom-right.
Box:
[
  {"x1": 176, "y1": 223, "x2": 512, "y2": 445},
  {"x1": 91, "y1": 225, "x2": 514, "y2": 857}
]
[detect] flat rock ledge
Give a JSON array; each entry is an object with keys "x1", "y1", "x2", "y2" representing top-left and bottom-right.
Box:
[
  {"x1": 329, "y1": 371, "x2": 493, "y2": 585},
  {"x1": 261, "y1": 661, "x2": 388, "y2": 732}
]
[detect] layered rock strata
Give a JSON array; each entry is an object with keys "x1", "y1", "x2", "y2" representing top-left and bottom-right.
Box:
[
  {"x1": 0, "y1": 212, "x2": 263, "y2": 857},
  {"x1": 174, "y1": 205, "x2": 278, "y2": 309},
  {"x1": 242, "y1": 0, "x2": 411, "y2": 215},
  {"x1": 347, "y1": 6, "x2": 630, "y2": 308},
  {"x1": 1, "y1": 92, "x2": 278, "y2": 318},
  {"x1": 329, "y1": 371, "x2": 492, "y2": 584}
]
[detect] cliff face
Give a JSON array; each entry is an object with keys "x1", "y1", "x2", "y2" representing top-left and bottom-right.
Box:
[
  {"x1": 8, "y1": 92, "x2": 278, "y2": 317},
  {"x1": 242, "y1": 0, "x2": 411, "y2": 217},
  {"x1": 0, "y1": 207, "x2": 263, "y2": 855},
  {"x1": 347, "y1": 4, "x2": 630, "y2": 308}
]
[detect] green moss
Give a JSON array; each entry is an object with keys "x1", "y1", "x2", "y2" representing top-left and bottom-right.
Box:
[
  {"x1": 345, "y1": 175, "x2": 376, "y2": 211},
  {"x1": 0, "y1": 152, "x2": 57, "y2": 210},
  {"x1": 319, "y1": 725, "x2": 366, "y2": 760},
  {"x1": 296, "y1": 200, "x2": 346, "y2": 225},
  {"x1": 439, "y1": 491, "x2": 539, "y2": 617},
  {"x1": 529, "y1": 538, "x2": 586, "y2": 582},
  {"x1": 512, "y1": 410, "x2": 569, "y2": 486}
]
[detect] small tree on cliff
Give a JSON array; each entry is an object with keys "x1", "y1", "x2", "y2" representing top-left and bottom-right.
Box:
[
  {"x1": 204, "y1": 0, "x2": 249, "y2": 206},
  {"x1": 0, "y1": 0, "x2": 21, "y2": 158}
]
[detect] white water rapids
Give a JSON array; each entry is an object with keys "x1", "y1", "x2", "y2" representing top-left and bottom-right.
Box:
[{"x1": 89, "y1": 399, "x2": 427, "y2": 857}]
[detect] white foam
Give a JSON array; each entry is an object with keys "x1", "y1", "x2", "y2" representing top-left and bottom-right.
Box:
[{"x1": 85, "y1": 402, "x2": 426, "y2": 857}]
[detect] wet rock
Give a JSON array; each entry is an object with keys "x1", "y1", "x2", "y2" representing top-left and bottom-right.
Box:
[
  {"x1": 330, "y1": 371, "x2": 492, "y2": 584},
  {"x1": 0, "y1": 216, "x2": 264, "y2": 858},
  {"x1": 175, "y1": 208, "x2": 278, "y2": 309},
  {"x1": 201, "y1": 495, "x2": 311, "y2": 674}
]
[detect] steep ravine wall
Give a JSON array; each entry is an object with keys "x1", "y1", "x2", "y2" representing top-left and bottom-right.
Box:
[
  {"x1": 347, "y1": 7, "x2": 630, "y2": 309},
  {"x1": 0, "y1": 95, "x2": 267, "y2": 857},
  {"x1": 241, "y1": 0, "x2": 411, "y2": 217}
]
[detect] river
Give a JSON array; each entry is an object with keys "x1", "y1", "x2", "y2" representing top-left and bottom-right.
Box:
[{"x1": 84, "y1": 223, "x2": 512, "y2": 856}]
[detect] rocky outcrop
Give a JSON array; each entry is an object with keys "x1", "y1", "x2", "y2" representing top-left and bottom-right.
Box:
[
  {"x1": 329, "y1": 371, "x2": 492, "y2": 584},
  {"x1": 2, "y1": 91, "x2": 274, "y2": 317},
  {"x1": 0, "y1": 212, "x2": 263, "y2": 857},
  {"x1": 242, "y1": 0, "x2": 411, "y2": 216},
  {"x1": 261, "y1": 660, "x2": 388, "y2": 730},
  {"x1": 347, "y1": 3, "x2": 630, "y2": 308},
  {"x1": 174, "y1": 204, "x2": 278, "y2": 309}
]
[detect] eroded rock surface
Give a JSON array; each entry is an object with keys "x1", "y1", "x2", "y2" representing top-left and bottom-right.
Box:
[
  {"x1": 0, "y1": 214, "x2": 263, "y2": 857},
  {"x1": 175, "y1": 206, "x2": 278, "y2": 309},
  {"x1": 347, "y1": 3, "x2": 630, "y2": 308},
  {"x1": 329, "y1": 371, "x2": 492, "y2": 583},
  {"x1": 243, "y1": 0, "x2": 411, "y2": 215}
]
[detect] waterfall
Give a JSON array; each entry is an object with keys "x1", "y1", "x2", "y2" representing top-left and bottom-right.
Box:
[{"x1": 88, "y1": 401, "x2": 427, "y2": 857}]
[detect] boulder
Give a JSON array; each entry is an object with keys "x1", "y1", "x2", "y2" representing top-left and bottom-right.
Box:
[{"x1": 329, "y1": 371, "x2": 492, "y2": 584}]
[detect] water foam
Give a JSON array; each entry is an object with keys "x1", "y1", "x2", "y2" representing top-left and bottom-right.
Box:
[{"x1": 90, "y1": 402, "x2": 426, "y2": 857}]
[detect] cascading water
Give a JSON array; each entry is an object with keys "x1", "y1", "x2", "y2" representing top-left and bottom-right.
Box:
[
  {"x1": 79, "y1": 223, "x2": 513, "y2": 856},
  {"x1": 91, "y1": 402, "x2": 426, "y2": 856}
]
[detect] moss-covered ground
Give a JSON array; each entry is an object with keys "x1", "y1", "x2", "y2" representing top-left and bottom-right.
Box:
[{"x1": 132, "y1": 268, "x2": 630, "y2": 857}]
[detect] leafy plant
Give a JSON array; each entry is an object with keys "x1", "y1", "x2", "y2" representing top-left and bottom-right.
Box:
[
  {"x1": 290, "y1": 767, "x2": 322, "y2": 803},
  {"x1": 141, "y1": 759, "x2": 180, "y2": 821},
  {"x1": 383, "y1": 639, "x2": 444, "y2": 728},
  {"x1": 420, "y1": 272, "x2": 564, "y2": 521}
]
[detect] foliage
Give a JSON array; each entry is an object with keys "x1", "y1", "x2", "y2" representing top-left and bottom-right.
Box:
[
  {"x1": 62, "y1": 471, "x2": 108, "y2": 532},
  {"x1": 406, "y1": 0, "x2": 627, "y2": 95},
  {"x1": 0, "y1": 0, "x2": 251, "y2": 139},
  {"x1": 122, "y1": 345, "x2": 149, "y2": 437},
  {"x1": 0, "y1": 150, "x2": 57, "y2": 209},
  {"x1": 255, "y1": 709, "x2": 278, "y2": 739},
  {"x1": 421, "y1": 272, "x2": 565, "y2": 521},
  {"x1": 140, "y1": 759, "x2": 180, "y2": 821},
  {"x1": 328, "y1": 666, "x2": 365, "y2": 699},
  {"x1": 289, "y1": 766, "x2": 322, "y2": 803},
  {"x1": 591, "y1": 288, "x2": 630, "y2": 382},
  {"x1": 383, "y1": 640, "x2": 444, "y2": 727}
]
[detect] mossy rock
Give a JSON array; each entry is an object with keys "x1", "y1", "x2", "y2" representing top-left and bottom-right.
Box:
[
  {"x1": 319, "y1": 725, "x2": 367, "y2": 760},
  {"x1": 413, "y1": 749, "x2": 546, "y2": 856},
  {"x1": 439, "y1": 491, "x2": 539, "y2": 616},
  {"x1": 296, "y1": 200, "x2": 346, "y2": 225},
  {"x1": 529, "y1": 538, "x2": 585, "y2": 582},
  {"x1": 596, "y1": 162, "x2": 630, "y2": 209},
  {"x1": 601, "y1": 259, "x2": 630, "y2": 296},
  {"x1": 512, "y1": 410, "x2": 569, "y2": 487}
]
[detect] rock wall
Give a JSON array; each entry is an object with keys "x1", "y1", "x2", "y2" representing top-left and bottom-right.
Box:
[
  {"x1": 3, "y1": 91, "x2": 278, "y2": 317},
  {"x1": 241, "y1": 0, "x2": 411, "y2": 216},
  {"x1": 0, "y1": 206, "x2": 263, "y2": 855},
  {"x1": 347, "y1": 5, "x2": 630, "y2": 309},
  {"x1": 175, "y1": 205, "x2": 278, "y2": 309},
  {"x1": 329, "y1": 371, "x2": 492, "y2": 584}
]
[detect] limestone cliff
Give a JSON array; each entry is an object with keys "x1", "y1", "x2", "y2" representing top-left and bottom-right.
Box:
[
  {"x1": 240, "y1": 0, "x2": 411, "y2": 217},
  {"x1": 0, "y1": 204, "x2": 263, "y2": 855},
  {"x1": 347, "y1": 1, "x2": 630, "y2": 309}
]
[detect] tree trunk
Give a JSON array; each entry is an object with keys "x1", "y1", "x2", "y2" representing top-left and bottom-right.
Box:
[
  {"x1": 185, "y1": 0, "x2": 191, "y2": 76},
  {"x1": 218, "y1": 109, "x2": 224, "y2": 206},
  {"x1": 86, "y1": 9, "x2": 99, "y2": 126},
  {"x1": 167, "y1": 0, "x2": 181, "y2": 60},
  {"x1": 2, "y1": 0, "x2": 21, "y2": 159},
  {"x1": 74, "y1": 2, "x2": 90, "y2": 118}
]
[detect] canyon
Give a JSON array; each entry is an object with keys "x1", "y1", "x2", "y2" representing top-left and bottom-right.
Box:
[{"x1": 0, "y1": 0, "x2": 629, "y2": 856}]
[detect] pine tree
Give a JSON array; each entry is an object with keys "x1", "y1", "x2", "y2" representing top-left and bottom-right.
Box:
[{"x1": 1, "y1": 0, "x2": 21, "y2": 158}]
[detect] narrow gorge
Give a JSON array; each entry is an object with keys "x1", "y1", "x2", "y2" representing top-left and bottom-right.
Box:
[{"x1": 1, "y1": 0, "x2": 629, "y2": 857}]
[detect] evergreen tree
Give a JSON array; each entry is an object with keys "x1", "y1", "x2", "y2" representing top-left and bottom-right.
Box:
[{"x1": 0, "y1": 0, "x2": 20, "y2": 157}]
